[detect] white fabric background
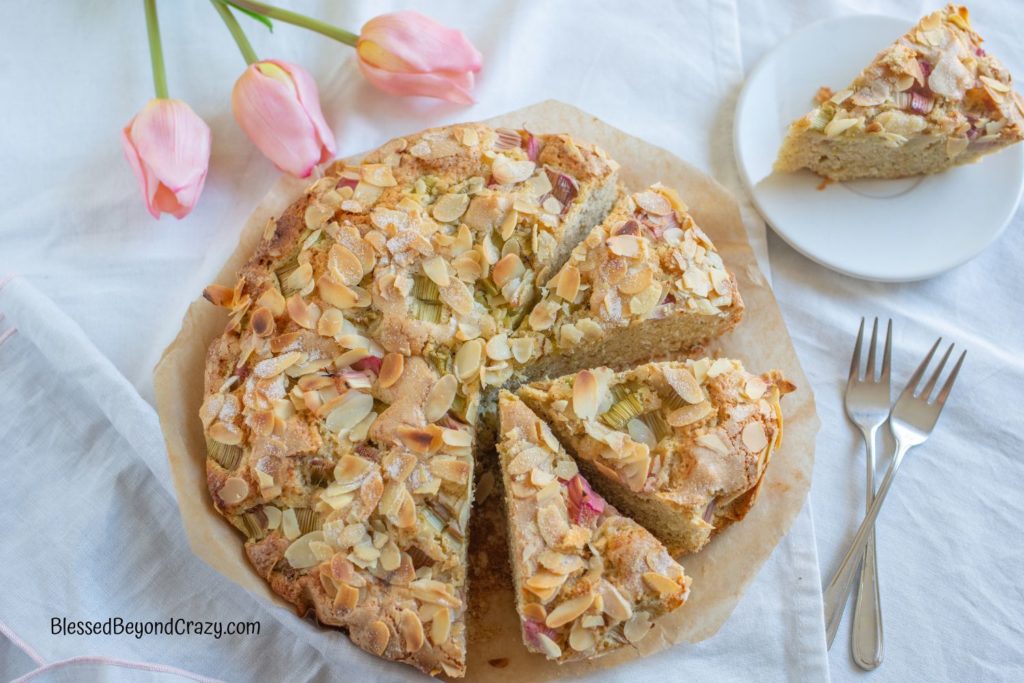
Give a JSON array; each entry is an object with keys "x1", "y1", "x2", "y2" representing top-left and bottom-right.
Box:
[{"x1": 0, "y1": 0, "x2": 1020, "y2": 681}]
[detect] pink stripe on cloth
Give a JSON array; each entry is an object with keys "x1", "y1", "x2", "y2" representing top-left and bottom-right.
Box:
[
  {"x1": 0, "y1": 620, "x2": 45, "y2": 665},
  {"x1": 0, "y1": 326, "x2": 17, "y2": 348},
  {"x1": 10, "y1": 656, "x2": 224, "y2": 683}
]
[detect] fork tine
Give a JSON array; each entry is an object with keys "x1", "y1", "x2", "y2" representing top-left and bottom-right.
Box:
[
  {"x1": 881, "y1": 319, "x2": 893, "y2": 384},
  {"x1": 935, "y1": 350, "x2": 967, "y2": 406},
  {"x1": 866, "y1": 318, "x2": 879, "y2": 381},
  {"x1": 849, "y1": 318, "x2": 865, "y2": 383},
  {"x1": 897, "y1": 337, "x2": 941, "y2": 401},
  {"x1": 920, "y1": 343, "x2": 954, "y2": 400}
]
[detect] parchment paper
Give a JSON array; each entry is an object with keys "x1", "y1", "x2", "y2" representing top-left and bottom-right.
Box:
[{"x1": 154, "y1": 100, "x2": 819, "y2": 679}]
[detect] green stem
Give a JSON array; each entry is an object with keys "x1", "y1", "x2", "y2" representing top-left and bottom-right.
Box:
[
  {"x1": 227, "y1": 0, "x2": 358, "y2": 46},
  {"x1": 212, "y1": 0, "x2": 259, "y2": 65},
  {"x1": 144, "y1": 0, "x2": 169, "y2": 98}
]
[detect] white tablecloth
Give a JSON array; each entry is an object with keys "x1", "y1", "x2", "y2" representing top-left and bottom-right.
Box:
[{"x1": 0, "y1": 1, "x2": 1021, "y2": 681}]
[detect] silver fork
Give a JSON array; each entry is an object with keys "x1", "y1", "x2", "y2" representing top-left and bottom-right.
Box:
[
  {"x1": 824, "y1": 337, "x2": 966, "y2": 651},
  {"x1": 837, "y1": 318, "x2": 891, "y2": 667}
]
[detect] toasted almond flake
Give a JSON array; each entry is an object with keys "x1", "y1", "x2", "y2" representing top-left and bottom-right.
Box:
[
  {"x1": 325, "y1": 391, "x2": 375, "y2": 433},
  {"x1": 643, "y1": 571, "x2": 682, "y2": 597},
  {"x1": 397, "y1": 425, "x2": 441, "y2": 454},
  {"x1": 431, "y1": 193, "x2": 470, "y2": 223},
  {"x1": 334, "y1": 454, "x2": 373, "y2": 488},
  {"x1": 492, "y1": 253, "x2": 525, "y2": 287},
  {"x1": 365, "y1": 620, "x2": 391, "y2": 655},
  {"x1": 317, "y1": 308, "x2": 345, "y2": 338},
  {"x1": 634, "y1": 190, "x2": 672, "y2": 215},
  {"x1": 209, "y1": 421, "x2": 242, "y2": 446},
  {"x1": 623, "y1": 612, "x2": 653, "y2": 643},
  {"x1": 510, "y1": 336, "x2": 536, "y2": 364},
  {"x1": 542, "y1": 196, "x2": 562, "y2": 214},
  {"x1": 430, "y1": 457, "x2": 470, "y2": 484},
  {"x1": 824, "y1": 116, "x2": 861, "y2": 137},
  {"x1": 254, "y1": 351, "x2": 304, "y2": 378},
  {"x1": 980, "y1": 74, "x2": 1011, "y2": 93},
  {"x1": 556, "y1": 266, "x2": 581, "y2": 301},
  {"x1": 607, "y1": 234, "x2": 641, "y2": 257},
  {"x1": 508, "y1": 446, "x2": 549, "y2": 476},
  {"x1": 553, "y1": 458, "x2": 578, "y2": 480},
  {"x1": 535, "y1": 633, "x2": 562, "y2": 659},
  {"x1": 283, "y1": 530, "x2": 325, "y2": 569},
  {"x1": 361, "y1": 163, "x2": 396, "y2": 187},
  {"x1": 572, "y1": 370, "x2": 599, "y2": 420},
  {"x1": 318, "y1": 277, "x2": 359, "y2": 310},
  {"x1": 599, "y1": 582, "x2": 632, "y2": 622},
  {"x1": 707, "y1": 358, "x2": 734, "y2": 378},
  {"x1": 396, "y1": 489, "x2": 417, "y2": 528},
  {"x1": 379, "y1": 540, "x2": 401, "y2": 571},
  {"x1": 629, "y1": 282, "x2": 662, "y2": 316},
  {"x1": 327, "y1": 244, "x2": 364, "y2": 286},
  {"x1": 429, "y1": 606, "x2": 452, "y2": 645},
  {"x1": 286, "y1": 295, "x2": 320, "y2": 329},
  {"x1": 425, "y1": 374, "x2": 458, "y2": 422},
  {"x1": 546, "y1": 592, "x2": 595, "y2": 628},
  {"x1": 537, "y1": 550, "x2": 584, "y2": 575},
  {"x1": 486, "y1": 333, "x2": 512, "y2": 361},
  {"x1": 378, "y1": 352, "x2": 404, "y2": 388},
  {"x1": 697, "y1": 432, "x2": 729, "y2": 454},
  {"x1": 442, "y1": 428, "x2": 472, "y2": 448},
  {"x1": 250, "y1": 307, "x2": 275, "y2": 337},
  {"x1": 399, "y1": 609, "x2": 425, "y2": 653},
  {"x1": 618, "y1": 267, "x2": 653, "y2": 295},
  {"x1": 569, "y1": 621, "x2": 597, "y2": 652},
  {"x1": 219, "y1": 476, "x2": 249, "y2": 505},
  {"x1": 410, "y1": 578, "x2": 460, "y2": 607},
  {"x1": 530, "y1": 468, "x2": 556, "y2": 488},
  {"x1": 528, "y1": 300, "x2": 558, "y2": 331},
  {"x1": 203, "y1": 283, "x2": 234, "y2": 308},
  {"x1": 256, "y1": 287, "x2": 286, "y2": 317},
  {"x1": 422, "y1": 255, "x2": 451, "y2": 288},
  {"x1": 440, "y1": 277, "x2": 474, "y2": 316},
  {"x1": 282, "y1": 262, "x2": 313, "y2": 294},
  {"x1": 742, "y1": 421, "x2": 769, "y2": 452},
  {"x1": 454, "y1": 339, "x2": 484, "y2": 380},
  {"x1": 499, "y1": 208, "x2": 519, "y2": 240},
  {"x1": 526, "y1": 569, "x2": 567, "y2": 592},
  {"x1": 492, "y1": 156, "x2": 536, "y2": 184},
  {"x1": 334, "y1": 582, "x2": 359, "y2": 611},
  {"x1": 668, "y1": 400, "x2": 713, "y2": 427},
  {"x1": 744, "y1": 376, "x2": 768, "y2": 400},
  {"x1": 537, "y1": 503, "x2": 570, "y2": 546}
]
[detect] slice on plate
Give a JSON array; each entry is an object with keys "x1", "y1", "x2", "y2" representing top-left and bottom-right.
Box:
[
  {"x1": 775, "y1": 4, "x2": 1024, "y2": 180},
  {"x1": 511, "y1": 183, "x2": 743, "y2": 381},
  {"x1": 497, "y1": 391, "x2": 691, "y2": 662},
  {"x1": 518, "y1": 359, "x2": 794, "y2": 555}
]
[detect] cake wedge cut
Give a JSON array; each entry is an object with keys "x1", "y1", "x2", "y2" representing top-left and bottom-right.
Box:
[
  {"x1": 509, "y1": 183, "x2": 744, "y2": 382},
  {"x1": 775, "y1": 4, "x2": 1024, "y2": 180},
  {"x1": 518, "y1": 359, "x2": 794, "y2": 555},
  {"x1": 497, "y1": 391, "x2": 691, "y2": 662}
]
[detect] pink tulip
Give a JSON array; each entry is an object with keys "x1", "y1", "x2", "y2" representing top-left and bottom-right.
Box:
[
  {"x1": 121, "y1": 99, "x2": 211, "y2": 219},
  {"x1": 232, "y1": 60, "x2": 336, "y2": 178},
  {"x1": 356, "y1": 11, "x2": 482, "y2": 104}
]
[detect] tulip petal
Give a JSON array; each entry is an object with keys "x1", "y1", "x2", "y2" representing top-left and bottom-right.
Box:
[
  {"x1": 358, "y1": 11, "x2": 482, "y2": 75},
  {"x1": 358, "y1": 61, "x2": 476, "y2": 104},
  {"x1": 233, "y1": 62, "x2": 335, "y2": 177},
  {"x1": 270, "y1": 60, "x2": 336, "y2": 164},
  {"x1": 122, "y1": 99, "x2": 211, "y2": 219}
]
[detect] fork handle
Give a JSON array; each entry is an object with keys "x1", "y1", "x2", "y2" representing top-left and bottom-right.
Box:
[
  {"x1": 852, "y1": 432, "x2": 883, "y2": 669},
  {"x1": 825, "y1": 440, "x2": 910, "y2": 647}
]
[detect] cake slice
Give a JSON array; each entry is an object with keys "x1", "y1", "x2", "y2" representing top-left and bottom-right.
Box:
[
  {"x1": 775, "y1": 4, "x2": 1024, "y2": 180},
  {"x1": 509, "y1": 184, "x2": 743, "y2": 382},
  {"x1": 518, "y1": 359, "x2": 794, "y2": 555},
  {"x1": 497, "y1": 391, "x2": 691, "y2": 661}
]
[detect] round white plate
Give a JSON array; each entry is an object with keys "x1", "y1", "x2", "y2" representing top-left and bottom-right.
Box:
[{"x1": 734, "y1": 14, "x2": 1024, "y2": 282}]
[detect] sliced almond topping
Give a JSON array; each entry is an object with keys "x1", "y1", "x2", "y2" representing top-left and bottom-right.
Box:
[
  {"x1": 492, "y1": 156, "x2": 536, "y2": 185},
  {"x1": 744, "y1": 376, "x2": 767, "y2": 400},
  {"x1": 537, "y1": 550, "x2": 585, "y2": 575},
  {"x1": 522, "y1": 602, "x2": 546, "y2": 622},
  {"x1": 599, "y1": 582, "x2": 633, "y2": 622},
  {"x1": 623, "y1": 611, "x2": 653, "y2": 644},
  {"x1": 209, "y1": 421, "x2": 242, "y2": 446},
  {"x1": 422, "y1": 255, "x2": 451, "y2": 288},
  {"x1": 430, "y1": 457, "x2": 470, "y2": 484},
  {"x1": 486, "y1": 333, "x2": 512, "y2": 361},
  {"x1": 361, "y1": 163, "x2": 397, "y2": 187},
  {"x1": 499, "y1": 208, "x2": 519, "y2": 240},
  {"x1": 378, "y1": 352, "x2": 404, "y2": 389},
  {"x1": 569, "y1": 621, "x2": 597, "y2": 652},
  {"x1": 535, "y1": 633, "x2": 562, "y2": 659},
  {"x1": 634, "y1": 189, "x2": 672, "y2": 215},
  {"x1": 526, "y1": 570, "x2": 567, "y2": 592},
  {"x1": 283, "y1": 530, "x2": 325, "y2": 569},
  {"x1": 556, "y1": 266, "x2": 581, "y2": 301},
  {"x1": 365, "y1": 620, "x2": 391, "y2": 655},
  {"x1": 742, "y1": 421, "x2": 768, "y2": 452},
  {"x1": 980, "y1": 74, "x2": 1010, "y2": 93},
  {"x1": 442, "y1": 428, "x2": 472, "y2": 448},
  {"x1": 203, "y1": 283, "x2": 234, "y2": 308},
  {"x1": 431, "y1": 193, "x2": 470, "y2": 223},
  {"x1": 618, "y1": 267, "x2": 653, "y2": 295},
  {"x1": 572, "y1": 370, "x2": 599, "y2": 420},
  {"x1": 317, "y1": 308, "x2": 345, "y2": 338},
  {"x1": 629, "y1": 282, "x2": 662, "y2": 316},
  {"x1": 667, "y1": 400, "x2": 713, "y2": 427},
  {"x1": 425, "y1": 374, "x2": 458, "y2": 422},
  {"x1": 546, "y1": 592, "x2": 595, "y2": 628},
  {"x1": 286, "y1": 295, "x2": 320, "y2": 329},
  {"x1": 410, "y1": 578, "x2": 461, "y2": 607},
  {"x1": 431, "y1": 606, "x2": 452, "y2": 645},
  {"x1": 508, "y1": 446, "x2": 549, "y2": 476},
  {"x1": 707, "y1": 358, "x2": 734, "y2": 378},
  {"x1": 256, "y1": 287, "x2": 286, "y2": 317},
  {"x1": 697, "y1": 432, "x2": 729, "y2": 454},
  {"x1": 282, "y1": 263, "x2": 313, "y2": 295},
  {"x1": 492, "y1": 253, "x2": 525, "y2": 287},
  {"x1": 396, "y1": 488, "x2": 417, "y2": 528},
  {"x1": 664, "y1": 367, "x2": 704, "y2": 403},
  {"x1": 219, "y1": 476, "x2": 249, "y2": 505},
  {"x1": 607, "y1": 234, "x2": 641, "y2": 257},
  {"x1": 643, "y1": 571, "x2": 683, "y2": 597},
  {"x1": 254, "y1": 351, "x2": 304, "y2": 378},
  {"x1": 250, "y1": 307, "x2": 275, "y2": 337},
  {"x1": 318, "y1": 276, "x2": 359, "y2": 310},
  {"x1": 335, "y1": 582, "x2": 359, "y2": 611},
  {"x1": 324, "y1": 391, "x2": 374, "y2": 433},
  {"x1": 397, "y1": 425, "x2": 441, "y2": 454},
  {"x1": 328, "y1": 244, "x2": 364, "y2": 286},
  {"x1": 454, "y1": 339, "x2": 484, "y2": 380},
  {"x1": 400, "y1": 609, "x2": 425, "y2": 653},
  {"x1": 537, "y1": 503, "x2": 569, "y2": 546},
  {"x1": 528, "y1": 300, "x2": 558, "y2": 331},
  {"x1": 379, "y1": 540, "x2": 401, "y2": 571}
]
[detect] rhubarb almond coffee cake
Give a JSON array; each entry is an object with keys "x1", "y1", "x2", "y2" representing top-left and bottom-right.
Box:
[
  {"x1": 775, "y1": 4, "x2": 1024, "y2": 180},
  {"x1": 198, "y1": 121, "x2": 780, "y2": 675}
]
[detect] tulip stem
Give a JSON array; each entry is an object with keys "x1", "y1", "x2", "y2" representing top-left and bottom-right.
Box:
[
  {"x1": 212, "y1": 0, "x2": 259, "y2": 65},
  {"x1": 144, "y1": 0, "x2": 169, "y2": 98},
  {"x1": 226, "y1": 0, "x2": 359, "y2": 47}
]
